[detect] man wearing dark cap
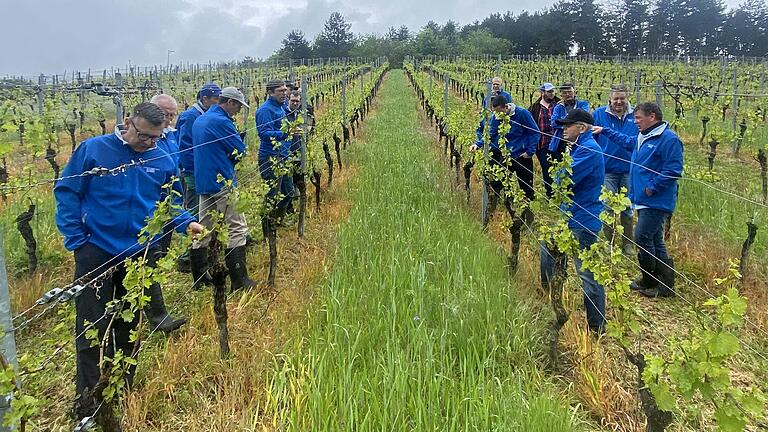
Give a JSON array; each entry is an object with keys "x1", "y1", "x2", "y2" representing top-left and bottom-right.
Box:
[
  {"x1": 257, "y1": 80, "x2": 298, "y2": 230},
  {"x1": 190, "y1": 87, "x2": 257, "y2": 292},
  {"x1": 529, "y1": 83, "x2": 560, "y2": 197},
  {"x1": 540, "y1": 108, "x2": 606, "y2": 334},
  {"x1": 174, "y1": 83, "x2": 220, "y2": 273}
]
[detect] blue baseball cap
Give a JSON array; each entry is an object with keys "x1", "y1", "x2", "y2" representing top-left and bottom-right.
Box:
[
  {"x1": 540, "y1": 82, "x2": 555, "y2": 91},
  {"x1": 198, "y1": 82, "x2": 222, "y2": 99}
]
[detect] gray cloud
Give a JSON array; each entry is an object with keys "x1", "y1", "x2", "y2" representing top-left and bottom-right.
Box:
[{"x1": 0, "y1": 0, "x2": 746, "y2": 77}]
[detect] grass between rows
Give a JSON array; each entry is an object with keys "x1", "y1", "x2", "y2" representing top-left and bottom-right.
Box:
[{"x1": 261, "y1": 70, "x2": 589, "y2": 431}]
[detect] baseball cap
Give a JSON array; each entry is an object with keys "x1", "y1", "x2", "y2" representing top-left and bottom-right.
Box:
[
  {"x1": 555, "y1": 109, "x2": 594, "y2": 126},
  {"x1": 198, "y1": 82, "x2": 222, "y2": 99},
  {"x1": 540, "y1": 82, "x2": 555, "y2": 91},
  {"x1": 220, "y1": 87, "x2": 250, "y2": 109}
]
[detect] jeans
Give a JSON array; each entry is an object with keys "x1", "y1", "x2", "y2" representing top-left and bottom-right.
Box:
[
  {"x1": 536, "y1": 148, "x2": 553, "y2": 198},
  {"x1": 634, "y1": 208, "x2": 671, "y2": 264},
  {"x1": 540, "y1": 228, "x2": 606, "y2": 331},
  {"x1": 604, "y1": 172, "x2": 632, "y2": 219}
]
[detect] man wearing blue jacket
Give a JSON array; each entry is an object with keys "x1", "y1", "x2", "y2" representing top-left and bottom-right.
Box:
[
  {"x1": 549, "y1": 83, "x2": 590, "y2": 158},
  {"x1": 592, "y1": 84, "x2": 638, "y2": 254},
  {"x1": 257, "y1": 80, "x2": 298, "y2": 227},
  {"x1": 475, "y1": 77, "x2": 513, "y2": 152},
  {"x1": 191, "y1": 87, "x2": 256, "y2": 292},
  {"x1": 175, "y1": 84, "x2": 220, "y2": 274},
  {"x1": 54, "y1": 103, "x2": 204, "y2": 422},
  {"x1": 540, "y1": 109, "x2": 606, "y2": 334},
  {"x1": 594, "y1": 102, "x2": 683, "y2": 298},
  {"x1": 177, "y1": 83, "x2": 221, "y2": 216},
  {"x1": 470, "y1": 95, "x2": 540, "y2": 227}
]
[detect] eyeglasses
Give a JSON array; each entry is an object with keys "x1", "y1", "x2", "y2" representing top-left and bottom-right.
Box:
[{"x1": 129, "y1": 119, "x2": 162, "y2": 142}]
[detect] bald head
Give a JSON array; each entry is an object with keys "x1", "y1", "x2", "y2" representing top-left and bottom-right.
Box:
[
  {"x1": 150, "y1": 94, "x2": 178, "y2": 128},
  {"x1": 491, "y1": 77, "x2": 503, "y2": 92}
]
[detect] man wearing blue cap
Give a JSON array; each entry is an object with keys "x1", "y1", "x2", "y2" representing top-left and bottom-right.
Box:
[
  {"x1": 174, "y1": 83, "x2": 220, "y2": 273},
  {"x1": 529, "y1": 83, "x2": 560, "y2": 197}
]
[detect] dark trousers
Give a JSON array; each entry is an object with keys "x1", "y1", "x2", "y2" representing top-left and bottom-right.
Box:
[
  {"x1": 74, "y1": 243, "x2": 154, "y2": 397},
  {"x1": 259, "y1": 157, "x2": 295, "y2": 210},
  {"x1": 635, "y1": 208, "x2": 671, "y2": 264},
  {"x1": 488, "y1": 149, "x2": 535, "y2": 202},
  {"x1": 536, "y1": 147, "x2": 553, "y2": 198}
]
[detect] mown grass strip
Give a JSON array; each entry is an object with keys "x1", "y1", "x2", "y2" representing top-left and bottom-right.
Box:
[{"x1": 263, "y1": 70, "x2": 589, "y2": 431}]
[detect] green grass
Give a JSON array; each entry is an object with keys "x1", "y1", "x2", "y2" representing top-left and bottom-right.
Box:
[{"x1": 263, "y1": 70, "x2": 589, "y2": 431}]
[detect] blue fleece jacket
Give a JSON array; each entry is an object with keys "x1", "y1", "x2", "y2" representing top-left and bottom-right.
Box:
[
  {"x1": 562, "y1": 131, "x2": 605, "y2": 231},
  {"x1": 592, "y1": 105, "x2": 637, "y2": 174},
  {"x1": 476, "y1": 105, "x2": 540, "y2": 158},
  {"x1": 54, "y1": 130, "x2": 194, "y2": 256},
  {"x1": 176, "y1": 102, "x2": 206, "y2": 174},
  {"x1": 632, "y1": 124, "x2": 683, "y2": 213},
  {"x1": 256, "y1": 97, "x2": 291, "y2": 160},
  {"x1": 475, "y1": 90, "x2": 514, "y2": 149},
  {"x1": 549, "y1": 99, "x2": 591, "y2": 153},
  {"x1": 192, "y1": 104, "x2": 247, "y2": 195}
]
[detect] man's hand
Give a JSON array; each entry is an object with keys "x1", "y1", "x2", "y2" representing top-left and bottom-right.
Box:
[
  {"x1": 520, "y1": 152, "x2": 531, "y2": 159},
  {"x1": 469, "y1": 144, "x2": 479, "y2": 152},
  {"x1": 290, "y1": 126, "x2": 303, "y2": 136},
  {"x1": 592, "y1": 126, "x2": 603, "y2": 134},
  {"x1": 187, "y1": 222, "x2": 205, "y2": 236},
  {"x1": 644, "y1": 187, "x2": 654, "y2": 197}
]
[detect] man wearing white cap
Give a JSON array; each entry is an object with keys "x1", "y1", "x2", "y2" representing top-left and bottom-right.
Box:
[{"x1": 190, "y1": 87, "x2": 257, "y2": 291}]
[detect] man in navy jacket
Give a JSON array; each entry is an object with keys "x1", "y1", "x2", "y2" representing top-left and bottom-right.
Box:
[
  {"x1": 549, "y1": 83, "x2": 590, "y2": 158},
  {"x1": 592, "y1": 84, "x2": 638, "y2": 254},
  {"x1": 470, "y1": 95, "x2": 540, "y2": 227},
  {"x1": 176, "y1": 83, "x2": 221, "y2": 215},
  {"x1": 54, "y1": 103, "x2": 204, "y2": 422},
  {"x1": 594, "y1": 102, "x2": 683, "y2": 298},
  {"x1": 257, "y1": 80, "x2": 299, "y2": 230},
  {"x1": 190, "y1": 87, "x2": 256, "y2": 292},
  {"x1": 540, "y1": 109, "x2": 607, "y2": 334}
]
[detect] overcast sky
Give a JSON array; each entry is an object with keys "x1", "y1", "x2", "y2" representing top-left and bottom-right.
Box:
[{"x1": 0, "y1": 0, "x2": 744, "y2": 77}]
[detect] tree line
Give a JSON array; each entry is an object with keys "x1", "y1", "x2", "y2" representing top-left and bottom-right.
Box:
[{"x1": 274, "y1": 0, "x2": 768, "y2": 64}]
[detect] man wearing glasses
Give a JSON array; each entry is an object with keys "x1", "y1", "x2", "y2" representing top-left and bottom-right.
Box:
[
  {"x1": 54, "y1": 102, "x2": 204, "y2": 426},
  {"x1": 190, "y1": 87, "x2": 257, "y2": 292}
]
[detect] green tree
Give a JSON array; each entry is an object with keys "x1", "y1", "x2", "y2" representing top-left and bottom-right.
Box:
[
  {"x1": 458, "y1": 29, "x2": 512, "y2": 56},
  {"x1": 722, "y1": 0, "x2": 768, "y2": 56},
  {"x1": 313, "y1": 12, "x2": 355, "y2": 58},
  {"x1": 279, "y1": 30, "x2": 312, "y2": 59}
]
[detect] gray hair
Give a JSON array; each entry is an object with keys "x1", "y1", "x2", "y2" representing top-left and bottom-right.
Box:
[{"x1": 150, "y1": 94, "x2": 178, "y2": 108}]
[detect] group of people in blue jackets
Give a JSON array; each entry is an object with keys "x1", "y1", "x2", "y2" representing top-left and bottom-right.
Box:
[
  {"x1": 54, "y1": 79, "x2": 305, "y2": 425},
  {"x1": 473, "y1": 79, "x2": 684, "y2": 335}
]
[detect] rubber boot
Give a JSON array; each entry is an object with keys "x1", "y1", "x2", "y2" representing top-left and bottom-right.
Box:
[
  {"x1": 190, "y1": 247, "x2": 212, "y2": 290},
  {"x1": 145, "y1": 283, "x2": 187, "y2": 333},
  {"x1": 620, "y1": 214, "x2": 634, "y2": 255},
  {"x1": 225, "y1": 245, "x2": 257, "y2": 292},
  {"x1": 630, "y1": 253, "x2": 657, "y2": 291},
  {"x1": 639, "y1": 258, "x2": 675, "y2": 298}
]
